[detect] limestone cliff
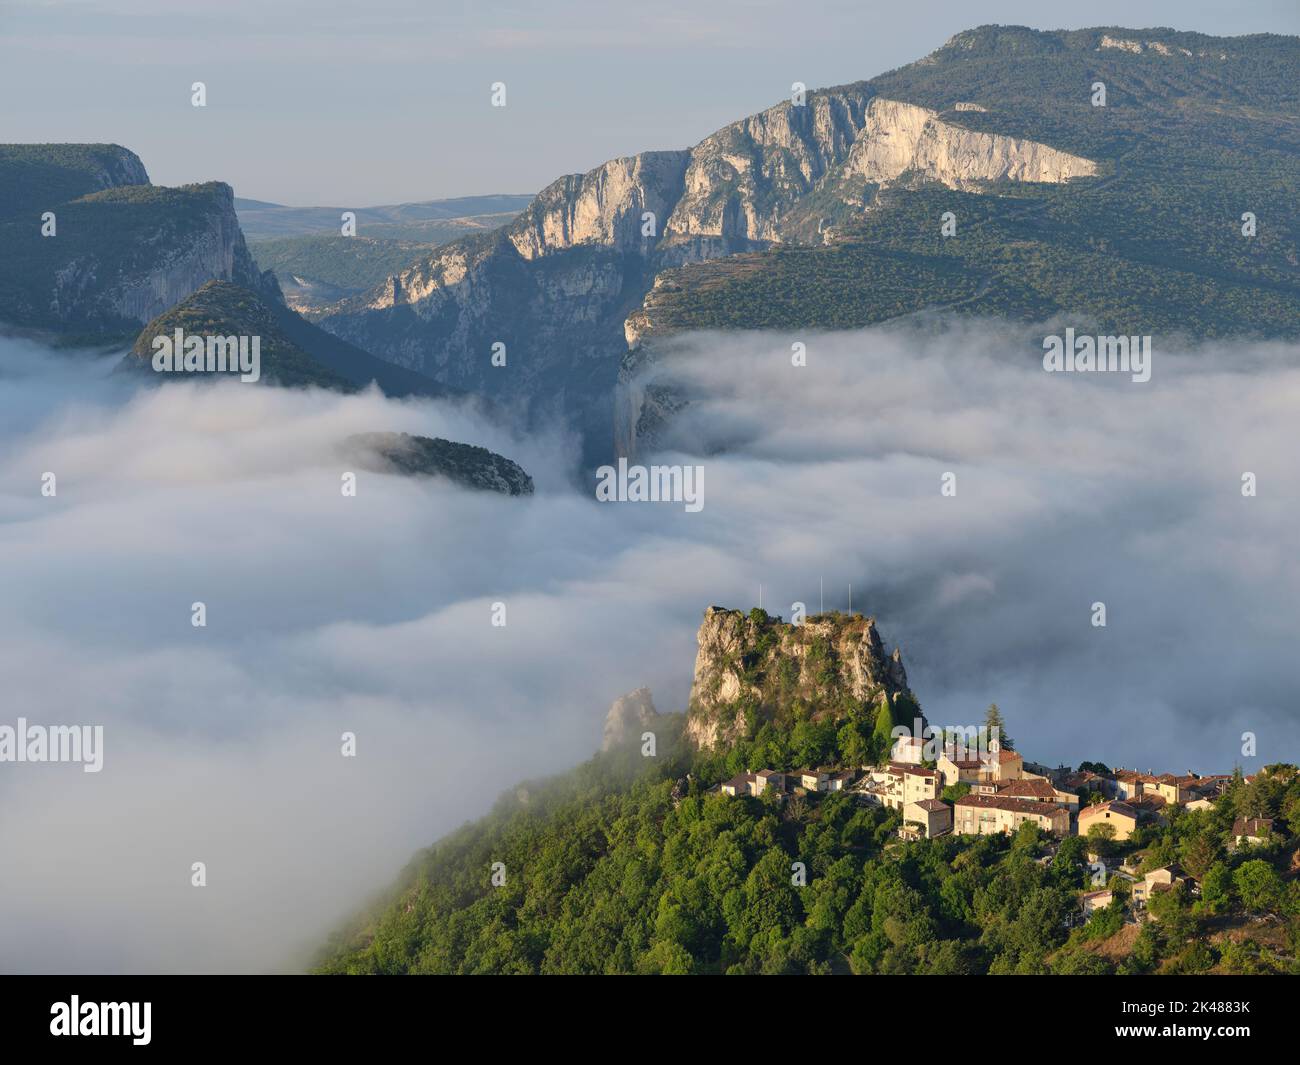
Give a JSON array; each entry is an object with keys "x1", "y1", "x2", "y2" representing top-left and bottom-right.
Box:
[
  {"x1": 684, "y1": 607, "x2": 914, "y2": 751},
  {"x1": 313, "y1": 85, "x2": 1094, "y2": 465},
  {"x1": 84, "y1": 183, "x2": 275, "y2": 326},
  {"x1": 509, "y1": 151, "x2": 691, "y2": 259},
  {"x1": 1, "y1": 147, "x2": 278, "y2": 335},
  {"x1": 661, "y1": 89, "x2": 873, "y2": 244},
  {"x1": 841, "y1": 97, "x2": 1096, "y2": 190}
]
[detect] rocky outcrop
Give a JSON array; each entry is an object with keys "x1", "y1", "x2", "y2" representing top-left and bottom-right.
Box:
[
  {"x1": 684, "y1": 606, "x2": 913, "y2": 751},
  {"x1": 601, "y1": 687, "x2": 661, "y2": 751},
  {"x1": 343, "y1": 432, "x2": 534, "y2": 495},
  {"x1": 841, "y1": 97, "x2": 1097, "y2": 190},
  {"x1": 61, "y1": 143, "x2": 150, "y2": 192},
  {"x1": 661, "y1": 89, "x2": 873, "y2": 244},
  {"x1": 1097, "y1": 35, "x2": 1224, "y2": 59},
  {"x1": 509, "y1": 152, "x2": 691, "y2": 259}
]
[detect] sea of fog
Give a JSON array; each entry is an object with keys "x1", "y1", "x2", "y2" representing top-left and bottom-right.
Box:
[{"x1": 1, "y1": 320, "x2": 1297, "y2": 972}]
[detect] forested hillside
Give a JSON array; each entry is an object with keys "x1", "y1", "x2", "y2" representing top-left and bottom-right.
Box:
[{"x1": 318, "y1": 610, "x2": 1300, "y2": 976}]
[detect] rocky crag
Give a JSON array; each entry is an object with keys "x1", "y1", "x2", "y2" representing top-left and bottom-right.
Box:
[{"x1": 684, "y1": 607, "x2": 916, "y2": 751}]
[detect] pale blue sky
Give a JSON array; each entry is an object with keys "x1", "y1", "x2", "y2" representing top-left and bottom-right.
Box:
[{"x1": 2, "y1": 0, "x2": 1297, "y2": 206}]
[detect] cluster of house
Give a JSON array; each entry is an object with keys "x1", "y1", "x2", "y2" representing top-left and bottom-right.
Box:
[
  {"x1": 717, "y1": 736, "x2": 1278, "y2": 924},
  {"x1": 717, "y1": 734, "x2": 1272, "y2": 851},
  {"x1": 1078, "y1": 861, "x2": 1197, "y2": 919}
]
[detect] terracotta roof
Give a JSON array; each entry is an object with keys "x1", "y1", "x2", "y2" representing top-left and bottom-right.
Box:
[
  {"x1": 1232, "y1": 817, "x2": 1273, "y2": 836},
  {"x1": 955, "y1": 794, "x2": 1068, "y2": 817},
  {"x1": 911, "y1": 799, "x2": 949, "y2": 812},
  {"x1": 1079, "y1": 800, "x2": 1138, "y2": 821},
  {"x1": 998, "y1": 779, "x2": 1056, "y2": 800},
  {"x1": 900, "y1": 764, "x2": 939, "y2": 779}
]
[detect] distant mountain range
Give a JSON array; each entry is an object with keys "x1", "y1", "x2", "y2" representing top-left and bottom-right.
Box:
[{"x1": 233, "y1": 194, "x2": 534, "y2": 241}]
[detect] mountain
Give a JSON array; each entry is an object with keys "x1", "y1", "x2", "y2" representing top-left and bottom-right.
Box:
[
  {"x1": 314, "y1": 607, "x2": 1300, "y2": 975},
  {"x1": 343, "y1": 432, "x2": 534, "y2": 495},
  {"x1": 625, "y1": 26, "x2": 1300, "y2": 345},
  {"x1": 0, "y1": 145, "x2": 278, "y2": 338},
  {"x1": 309, "y1": 26, "x2": 1300, "y2": 466},
  {"x1": 126, "y1": 280, "x2": 459, "y2": 397}
]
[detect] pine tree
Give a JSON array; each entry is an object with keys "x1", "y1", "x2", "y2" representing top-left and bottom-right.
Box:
[
  {"x1": 984, "y1": 703, "x2": 1014, "y2": 751},
  {"x1": 872, "y1": 695, "x2": 896, "y2": 759}
]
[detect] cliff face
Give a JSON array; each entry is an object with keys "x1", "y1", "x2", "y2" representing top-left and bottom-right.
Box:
[
  {"x1": 313, "y1": 89, "x2": 1094, "y2": 462},
  {"x1": 57, "y1": 143, "x2": 150, "y2": 192},
  {"x1": 661, "y1": 88, "x2": 874, "y2": 244},
  {"x1": 509, "y1": 151, "x2": 692, "y2": 258},
  {"x1": 1, "y1": 150, "x2": 278, "y2": 335},
  {"x1": 86, "y1": 183, "x2": 274, "y2": 326},
  {"x1": 684, "y1": 607, "x2": 912, "y2": 751},
  {"x1": 842, "y1": 97, "x2": 1097, "y2": 189}
]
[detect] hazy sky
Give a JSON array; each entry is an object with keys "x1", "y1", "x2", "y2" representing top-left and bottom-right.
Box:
[{"x1": 3, "y1": 0, "x2": 1297, "y2": 206}]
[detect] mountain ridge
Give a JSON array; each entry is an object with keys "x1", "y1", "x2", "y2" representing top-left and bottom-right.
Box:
[{"x1": 310, "y1": 24, "x2": 1300, "y2": 465}]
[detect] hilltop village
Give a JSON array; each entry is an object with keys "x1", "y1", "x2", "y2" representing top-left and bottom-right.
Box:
[{"x1": 718, "y1": 736, "x2": 1278, "y2": 923}]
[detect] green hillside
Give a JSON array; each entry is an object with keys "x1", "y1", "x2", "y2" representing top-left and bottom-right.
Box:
[
  {"x1": 317, "y1": 725, "x2": 1300, "y2": 977},
  {"x1": 127, "y1": 280, "x2": 352, "y2": 390},
  {"x1": 125, "y1": 280, "x2": 458, "y2": 397}
]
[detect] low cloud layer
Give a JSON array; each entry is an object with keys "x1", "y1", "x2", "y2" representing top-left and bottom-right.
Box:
[{"x1": 1, "y1": 320, "x2": 1296, "y2": 972}]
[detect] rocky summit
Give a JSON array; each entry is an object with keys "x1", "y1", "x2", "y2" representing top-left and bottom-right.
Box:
[{"x1": 685, "y1": 606, "x2": 915, "y2": 751}]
